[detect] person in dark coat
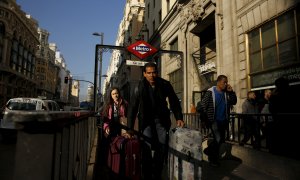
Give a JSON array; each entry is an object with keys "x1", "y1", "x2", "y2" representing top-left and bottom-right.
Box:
[
  {"x1": 269, "y1": 77, "x2": 299, "y2": 159},
  {"x1": 127, "y1": 62, "x2": 184, "y2": 180}
]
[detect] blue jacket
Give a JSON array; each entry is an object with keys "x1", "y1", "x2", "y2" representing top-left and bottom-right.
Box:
[{"x1": 198, "y1": 86, "x2": 237, "y2": 125}]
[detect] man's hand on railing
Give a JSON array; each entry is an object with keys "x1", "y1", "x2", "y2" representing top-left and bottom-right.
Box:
[{"x1": 176, "y1": 119, "x2": 185, "y2": 127}]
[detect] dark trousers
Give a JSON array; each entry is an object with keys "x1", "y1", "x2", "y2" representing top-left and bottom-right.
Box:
[
  {"x1": 141, "y1": 122, "x2": 168, "y2": 180},
  {"x1": 206, "y1": 121, "x2": 227, "y2": 162},
  {"x1": 241, "y1": 118, "x2": 260, "y2": 148}
]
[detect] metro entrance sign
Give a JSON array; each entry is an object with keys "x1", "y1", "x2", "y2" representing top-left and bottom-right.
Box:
[{"x1": 127, "y1": 40, "x2": 158, "y2": 60}]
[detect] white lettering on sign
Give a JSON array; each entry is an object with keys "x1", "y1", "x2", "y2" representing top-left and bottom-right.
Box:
[
  {"x1": 126, "y1": 60, "x2": 148, "y2": 66},
  {"x1": 198, "y1": 62, "x2": 216, "y2": 74},
  {"x1": 134, "y1": 46, "x2": 150, "y2": 52},
  {"x1": 132, "y1": 43, "x2": 152, "y2": 55}
]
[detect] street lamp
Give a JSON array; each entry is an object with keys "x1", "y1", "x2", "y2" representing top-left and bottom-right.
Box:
[{"x1": 93, "y1": 32, "x2": 104, "y2": 111}]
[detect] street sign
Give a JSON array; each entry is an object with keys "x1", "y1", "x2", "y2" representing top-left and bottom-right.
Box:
[
  {"x1": 127, "y1": 40, "x2": 158, "y2": 60},
  {"x1": 126, "y1": 60, "x2": 148, "y2": 66}
]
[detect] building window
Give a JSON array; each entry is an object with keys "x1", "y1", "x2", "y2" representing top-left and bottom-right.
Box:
[
  {"x1": 166, "y1": 0, "x2": 170, "y2": 13},
  {"x1": 169, "y1": 69, "x2": 183, "y2": 102},
  {"x1": 248, "y1": 8, "x2": 300, "y2": 88},
  {"x1": 18, "y1": 44, "x2": 23, "y2": 73},
  {"x1": 147, "y1": 3, "x2": 150, "y2": 19},
  {"x1": 170, "y1": 38, "x2": 178, "y2": 58},
  {"x1": 170, "y1": 38, "x2": 178, "y2": 51},
  {"x1": 0, "y1": 22, "x2": 4, "y2": 63},
  {"x1": 10, "y1": 38, "x2": 18, "y2": 70},
  {"x1": 159, "y1": 10, "x2": 162, "y2": 24},
  {"x1": 248, "y1": 9, "x2": 299, "y2": 74},
  {"x1": 152, "y1": 20, "x2": 155, "y2": 34}
]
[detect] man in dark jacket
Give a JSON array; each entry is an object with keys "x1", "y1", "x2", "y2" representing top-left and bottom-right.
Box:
[
  {"x1": 127, "y1": 62, "x2": 184, "y2": 180},
  {"x1": 198, "y1": 75, "x2": 237, "y2": 166}
]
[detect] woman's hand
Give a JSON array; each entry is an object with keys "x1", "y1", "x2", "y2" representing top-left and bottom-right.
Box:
[{"x1": 105, "y1": 127, "x2": 110, "y2": 135}]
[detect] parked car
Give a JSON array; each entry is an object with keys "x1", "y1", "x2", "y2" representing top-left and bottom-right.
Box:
[{"x1": 0, "y1": 98, "x2": 61, "y2": 143}]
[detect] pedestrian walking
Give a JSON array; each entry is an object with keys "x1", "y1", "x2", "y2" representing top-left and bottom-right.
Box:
[
  {"x1": 100, "y1": 87, "x2": 128, "y2": 166},
  {"x1": 240, "y1": 91, "x2": 260, "y2": 149},
  {"x1": 102, "y1": 87, "x2": 128, "y2": 138},
  {"x1": 127, "y1": 62, "x2": 184, "y2": 180},
  {"x1": 198, "y1": 75, "x2": 237, "y2": 166}
]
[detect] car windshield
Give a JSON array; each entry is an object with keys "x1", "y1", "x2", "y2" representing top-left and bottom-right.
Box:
[{"x1": 7, "y1": 102, "x2": 37, "y2": 110}]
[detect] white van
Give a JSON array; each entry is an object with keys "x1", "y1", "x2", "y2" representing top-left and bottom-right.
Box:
[{"x1": 0, "y1": 98, "x2": 60, "y2": 129}]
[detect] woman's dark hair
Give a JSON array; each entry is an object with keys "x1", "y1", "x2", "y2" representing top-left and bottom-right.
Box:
[{"x1": 102, "y1": 87, "x2": 122, "y2": 117}]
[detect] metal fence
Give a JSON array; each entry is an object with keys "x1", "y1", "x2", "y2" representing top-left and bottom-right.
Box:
[
  {"x1": 172, "y1": 112, "x2": 300, "y2": 152},
  {"x1": 3, "y1": 110, "x2": 96, "y2": 180}
]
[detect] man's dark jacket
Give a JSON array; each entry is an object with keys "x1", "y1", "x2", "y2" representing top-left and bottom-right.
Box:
[{"x1": 127, "y1": 77, "x2": 183, "y2": 131}]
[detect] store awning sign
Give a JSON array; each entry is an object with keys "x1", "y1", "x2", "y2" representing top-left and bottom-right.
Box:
[
  {"x1": 127, "y1": 40, "x2": 158, "y2": 60},
  {"x1": 198, "y1": 61, "x2": 216, "y2": 75}
]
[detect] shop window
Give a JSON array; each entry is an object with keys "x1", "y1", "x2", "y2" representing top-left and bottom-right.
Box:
[
  {"x1": 248, "y1": 9, "x2": 299, "y2": 74},
  {"x1": 248, "y1": 8, "x2": 300, "y2": 88}
]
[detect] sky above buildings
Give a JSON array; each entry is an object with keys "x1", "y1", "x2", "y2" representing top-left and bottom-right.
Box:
[{"x1": 16, "y1": 0, "x2": 126, "y2": 101}]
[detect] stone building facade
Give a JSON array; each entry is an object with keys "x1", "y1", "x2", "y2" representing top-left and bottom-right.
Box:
[
  {"x1": 36, "y1": 27, "x2": 58, "y2": 100},
  {"x1": 142, "y1": 0, "x2": 300, "y2": 112},
  {"x1": 0, "y1": 0, "x2": 75, "y2": 107},
  {"x1": 0, "y1": 0, "x2": 39, "y2": 107}
]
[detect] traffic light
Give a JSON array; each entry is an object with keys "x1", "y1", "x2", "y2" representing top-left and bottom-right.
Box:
[{"x1": 64, "y1": 76, "x2": 69, "y2": 84}]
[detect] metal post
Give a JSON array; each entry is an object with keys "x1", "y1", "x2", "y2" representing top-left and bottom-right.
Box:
[
  {"x1": 94, "y1": 45, "x2": 98, "y2": 111},
  {"x1": 93, "y1": 32, "x2": 104, "y2": 110},
  {"x1": 98, "y1": 33, "x2": 104, "y2": 98}
]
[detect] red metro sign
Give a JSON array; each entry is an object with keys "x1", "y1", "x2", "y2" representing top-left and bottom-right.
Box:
[{"x1": 127, "y1": 40, "x2": 158, "y2": 60}]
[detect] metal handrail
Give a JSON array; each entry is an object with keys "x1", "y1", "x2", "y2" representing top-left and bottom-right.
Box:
[{"x1": 172, "y1": 112, "x2": 300, "y2": 153}]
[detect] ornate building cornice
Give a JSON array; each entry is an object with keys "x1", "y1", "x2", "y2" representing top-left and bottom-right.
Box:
[{"x1": 178, "y1": 0, "x2": 216, "y2": 28}]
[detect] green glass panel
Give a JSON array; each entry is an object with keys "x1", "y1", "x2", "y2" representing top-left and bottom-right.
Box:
[
  {"x1": 249, "y1": 29, "x2": 260, "y2": 53},
  {"x1": 279, "y1": 39, "x2": 297, "y2": 64},
  {"x1": 278, "y1": 12, "x2": 295, "y2": 42},
  {"x1": 250, "y1": 52, "x2": 262, "y2": 73},
  {"x1": 263, "y1": 46, "x2": 277, "y2": 68},
  {"x1": 261, "y1": 22, "x2": 276, "y2": 48}
]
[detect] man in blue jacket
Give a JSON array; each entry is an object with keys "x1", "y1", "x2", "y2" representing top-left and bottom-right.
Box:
[
  {"x1": 198, "y1": 75, "x2": 237, "y2": 166},
  {"x1": 128, "y1": 62, "x2": 184, "y2": 180}
]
